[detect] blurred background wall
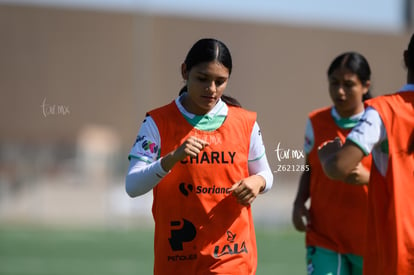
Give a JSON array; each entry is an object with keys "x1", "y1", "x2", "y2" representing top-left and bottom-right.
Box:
[{"x1": 0, "y1": 1, "x2": 412, "y2": 228}]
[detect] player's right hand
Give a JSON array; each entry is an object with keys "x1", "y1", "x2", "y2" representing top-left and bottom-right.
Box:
[
  {"x1": 160, "y1": 136, "x2": 209, "y2": 172},
  {"x1": 174, "y1": 136, "x2": 209, "y2": 160}
]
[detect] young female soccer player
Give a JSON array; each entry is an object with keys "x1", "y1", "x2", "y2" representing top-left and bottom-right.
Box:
[
  {"x1": 292, "y1": 52, "x2": 373, "y2": 275},
  {"x1": 125, "y1": 38, "x2": 273, "y2": 274},
  {"x1": 318, "y1": 35, "x2": 414, "y2": 275}
]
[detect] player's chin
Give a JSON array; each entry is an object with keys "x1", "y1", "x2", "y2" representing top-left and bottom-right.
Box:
[
  {"x1": 200, "y1": 97, "x2": 218, "y2": 106},
  {"x1": 198, "y1": 102, "x2": 218, "y2": 112}
]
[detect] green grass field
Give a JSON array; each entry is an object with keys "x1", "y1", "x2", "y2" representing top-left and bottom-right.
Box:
[{"x1": 0, "y1": 225, "x2": 306, "y2": 275}]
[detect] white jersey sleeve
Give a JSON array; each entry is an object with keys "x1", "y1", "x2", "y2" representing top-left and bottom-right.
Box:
[
  {"x1": 248, "y1": 121, "x2": 273, "y2": 193},
  {"x1": 346, "y1": 107, "x2": 385, "y2": 155},
  {"x1": 128, "y1": 116, "x2": 161, "y2": 162},
  {"x1": 346, "y1": 106, "x2": 388, "y2": 176},
  {"x1": 248, "y1": 122, "x2": 265, "y2": 161},
  {"x1": 126, "y1": 116, "x2": 168, "y2": 197}
]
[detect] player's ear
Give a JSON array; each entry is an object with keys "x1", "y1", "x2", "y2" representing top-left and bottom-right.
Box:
[
  {"x1": 363, "y1": 80, "x2": 371, "y2": 94},
  {"x1": 181, "y1": 63, "x2": 188, "y2": 80}
]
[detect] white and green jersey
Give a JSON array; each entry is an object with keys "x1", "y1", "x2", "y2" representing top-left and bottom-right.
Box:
[{"x1": 346, "y1": 85, "x2": 414, "y2": 176}]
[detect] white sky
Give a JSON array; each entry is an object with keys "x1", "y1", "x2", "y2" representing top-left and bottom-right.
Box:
[{"x1": 0, "y1": 0, "x2": 407, "y2": 33}]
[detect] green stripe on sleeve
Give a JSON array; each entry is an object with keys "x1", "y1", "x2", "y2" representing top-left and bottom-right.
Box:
[
  {"x1": 128, "y1": 155, "x2": 153, "y2": 164},
  {"x1": 346, "y1": 137, "x2": 370, "y2": 156},
  {"x1": 248, "y1": 151, "x2": 265, "y2": 162}
]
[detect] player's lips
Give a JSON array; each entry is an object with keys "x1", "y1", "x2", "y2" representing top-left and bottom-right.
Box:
[
  {"x1": 334, "y1": 98, "x2": 346, "y2": 103},
  {"x1": 201, "y1": 95, "x2": 217, "y2": 102}
]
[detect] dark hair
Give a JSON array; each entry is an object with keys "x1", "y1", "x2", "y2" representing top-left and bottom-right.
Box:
[
  {"x1": 327, "y1": 52, "x2": 373, "y2": 101},
  {"x1": 405, "y1": 33, "x2": 414, "y2": 71},
  {"x1": 179, "y1": 38, "x2": 241, "y2": 107}
]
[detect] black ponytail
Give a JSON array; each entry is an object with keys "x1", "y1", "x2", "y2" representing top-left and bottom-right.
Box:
[
  {"x1": 221, "y1": 94, "x2": 242, "y2": 107},
  {"x1": 363, "y1": 90, "x2": 374, "y2": 102},
  {"x1": 179, "y1": 86, "x2": 187, "y2": 96}
]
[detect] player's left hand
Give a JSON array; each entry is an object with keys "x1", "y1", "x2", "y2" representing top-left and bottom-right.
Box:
[
  {"x1": 229, "y1": 175, "x2": 265, "y2": 206},
  {"x1": 317, "y1": 137, "x2": 343, "y2": 164}
]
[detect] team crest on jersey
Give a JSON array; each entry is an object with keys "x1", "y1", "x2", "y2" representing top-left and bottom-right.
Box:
[
  {"x1": 142, "y1": 139, "x2": 158, "y2": 154},
  {"x1": 133, "y1": 135, "x2": 145, "y2": 146},
  {"x1": 132, "y1": 135, "x2": 159, "y2": 158}
]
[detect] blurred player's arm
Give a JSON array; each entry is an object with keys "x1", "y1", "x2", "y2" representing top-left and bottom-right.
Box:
[
  {"x1": 318, "y1": 138, "x2": 365, "y2": 182},
  {"x1": 292, "y1": 156, "x2": 311, "y2": 232},
  {"x1": 318, "y1": 107, "x2": 384, "y2": 183}
]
